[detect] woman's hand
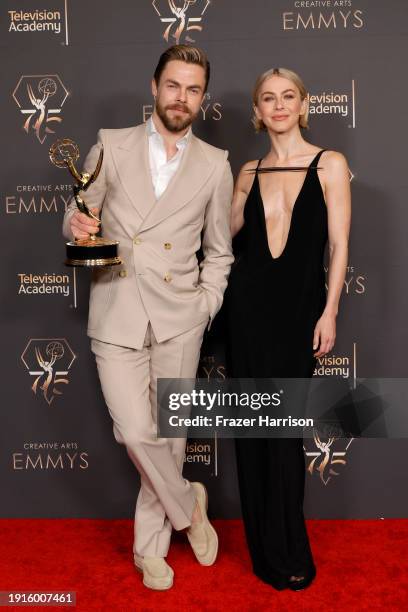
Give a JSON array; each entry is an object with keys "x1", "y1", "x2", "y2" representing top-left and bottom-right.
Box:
[{"x1": 313, "y1": 312, "x2": 336, "y2": 357}]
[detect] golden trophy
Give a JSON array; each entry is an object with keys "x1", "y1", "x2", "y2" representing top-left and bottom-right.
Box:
[{"x1": 49, "y1": 138, "x2": 122, "y2": 267}]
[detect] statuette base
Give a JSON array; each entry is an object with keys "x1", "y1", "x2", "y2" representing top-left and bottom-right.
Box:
[{"x1": 65, "y1": 237, "x2": 122, "y2": 268}]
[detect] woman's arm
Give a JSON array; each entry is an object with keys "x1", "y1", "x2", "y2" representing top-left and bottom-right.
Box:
[
  {"x1": 230, "y1": 161, "x2": 257, "y2": 237},
  {"x1": 313, "y1": 150, "x2": 351, "y2": 358}
]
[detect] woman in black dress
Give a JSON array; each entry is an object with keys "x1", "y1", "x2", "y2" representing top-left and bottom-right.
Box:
[{"x1": 226, "y1": 68, "x2": 351, "y2": 590}]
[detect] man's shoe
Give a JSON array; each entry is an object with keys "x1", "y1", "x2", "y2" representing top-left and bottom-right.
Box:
[
  {"x1": 134, "y1": 554, "x2": 174, "y2": 590},
  {"x1": 187, "y1": 482, "x2": 218, "y2": 566}
]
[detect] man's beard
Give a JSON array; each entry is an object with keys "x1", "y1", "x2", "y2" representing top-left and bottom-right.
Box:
[{"x1": 155, "y1": 100, "x2": 197, "y2": 133}]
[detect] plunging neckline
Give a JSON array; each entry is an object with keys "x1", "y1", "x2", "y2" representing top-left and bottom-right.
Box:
[{"x1": 256, "y1": 151, "x2": 323, "y2": 261}]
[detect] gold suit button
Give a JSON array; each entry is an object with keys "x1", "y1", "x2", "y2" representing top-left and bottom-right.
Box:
[
  {"x1": 133, "y1": 237, "x2": 142, "y2": 245},
  {"x1": 119, "y1": 270, "x2": 127, "y2": 278},
  {"x1": 164, "y1": 242, "x2": 172, "y2": 250},
  {"x1": 164, "y1": 273, "x2": 172, "y2": 283}
]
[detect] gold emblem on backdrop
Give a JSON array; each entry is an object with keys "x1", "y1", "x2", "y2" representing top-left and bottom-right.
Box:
[
  {"x1": 304, "y1": 431, "x2": 354, "y2": 486},
  {"x1": 152, "y1": 0, "x2": 211, "y2": 44},
  {"x1": 12, "y1": 74, "x2": 69, "y2": 144},
  {"x1": 21, "y1": 338, "x2": 76, "y2": 405}
]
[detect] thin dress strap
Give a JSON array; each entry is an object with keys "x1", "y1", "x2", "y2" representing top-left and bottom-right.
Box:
[
  {"x1": 310, "y1": 149, "x2": 327, "y2": 169},
  {"x1": 254, "y1": 151, "x2": 327, "y2": 174}
]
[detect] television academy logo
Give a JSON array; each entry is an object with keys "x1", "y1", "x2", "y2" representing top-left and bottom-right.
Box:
[
  {"x1": 8, "y1": 7, "x2": 63, "y2": 35},
  {"x1": 17, "y1": 272, "x2": 70, "y2": 297},
  {"x1": 308, "y1": 80, "x2": 357, "y2": 128},
  {"x1": 152, "y1": 0, "x2": 211, "y2": 44},
  {"x1": 314, "y1": 343, "x2": 357, "y2": 379},
  {"x1": 13, "y1": 75, "x2": 69, "y2": 144},
  {"x1": 21, "y1": 338, "x2": 76, "y2": 405},
  {"x1": 185, "y1": 441, "x2": 211, "y2": 467}
]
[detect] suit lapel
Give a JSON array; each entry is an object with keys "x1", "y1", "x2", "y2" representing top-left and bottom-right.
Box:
[
  {"x1": 140, "y1": 134, "x2": 215, "y2": 231},
  {"x1": 112, "y1": 125, "x2": 155, "y2": 220}
]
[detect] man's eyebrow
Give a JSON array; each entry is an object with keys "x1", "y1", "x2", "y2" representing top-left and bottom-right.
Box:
[{"x1": 164, "y1": 79, "x2": 203, "y2": 90}]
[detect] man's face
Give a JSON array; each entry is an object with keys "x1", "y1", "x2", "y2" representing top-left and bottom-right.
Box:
[{"x1": 152, "y1": 60, "x2": 206, "y2": 133}]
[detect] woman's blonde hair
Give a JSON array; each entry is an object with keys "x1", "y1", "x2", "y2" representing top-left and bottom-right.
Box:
[{"x1": 252, "y1": 67, "x2": 309, "y2": 132}]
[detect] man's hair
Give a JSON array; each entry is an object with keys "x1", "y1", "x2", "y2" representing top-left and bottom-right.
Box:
[{"x1": 153, "y1": 44, "x2": 210, "y2": 92}]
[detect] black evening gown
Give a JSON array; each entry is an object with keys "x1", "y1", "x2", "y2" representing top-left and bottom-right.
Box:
[{"x1": 225, "y1": 149, "x2": 328, "y2": 589}]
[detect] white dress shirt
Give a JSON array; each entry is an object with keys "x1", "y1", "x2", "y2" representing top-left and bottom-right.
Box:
[{"x1": 147, "y1": 117, "x2": 191, "y2": 200}]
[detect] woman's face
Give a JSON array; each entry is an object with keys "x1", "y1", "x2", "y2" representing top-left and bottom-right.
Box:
[{"x1": 254, "y1": 75, "x2": 307, "y2": 134}]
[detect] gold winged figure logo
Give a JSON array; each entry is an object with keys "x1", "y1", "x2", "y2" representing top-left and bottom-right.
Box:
[
  {"x1": 304, "y1": 429, "x2": 353, "y2": 485},
  {"x1": 21, "y1": 339, "x2": 76, "y2": 405},
  {"x1": 152, "y1": 0, "x2": 211, "y2": 44}
]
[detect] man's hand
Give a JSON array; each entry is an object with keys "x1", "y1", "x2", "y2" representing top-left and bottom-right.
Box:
[{"x1": 70, "y1": 207, "x2": 100, "y2": 239}]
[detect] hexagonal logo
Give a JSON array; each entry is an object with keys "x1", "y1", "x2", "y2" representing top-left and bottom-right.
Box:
[
  {"x1": 152, "y1": 0, "x2": 211, "y2": 44},
  {"x1": 21, "y1": 338, "x2": 76, "y2": 405},
  {"x1": 304, "y1": 433, "x2": 354, "y2": 485},
  {"x1": 13, "y1": 74, "x2": 69, "y2": 144}
]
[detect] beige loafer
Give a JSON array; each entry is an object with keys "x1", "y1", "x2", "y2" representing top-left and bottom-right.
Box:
[
  {"x1": 187, "y1": 482, "x2": 218, "y2": 566},
  {"x1": 134, "y1": 554, "x2": 174, "y2": 590}
]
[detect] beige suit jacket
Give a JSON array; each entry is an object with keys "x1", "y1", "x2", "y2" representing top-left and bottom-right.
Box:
[{"x1": 62, "y1": 124, "x2": 234, "y2": 349}]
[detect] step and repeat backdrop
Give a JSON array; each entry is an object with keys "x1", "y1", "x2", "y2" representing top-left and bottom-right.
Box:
[{"x1": 2, "y1": 0, "x2": 408, "y2": 519}]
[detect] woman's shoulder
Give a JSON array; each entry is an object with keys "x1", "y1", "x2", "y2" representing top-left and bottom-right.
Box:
[
  {"x1": 238, "y1": 159, "x2": 259, "y2": 185},
  {"x1": 319, "y1": 149, "x2": 348, "y2": 169},
  {"x1": 317, "y1": 149, "x2": 350, "y2": 188},
  {"x1": 240, "y1": 159, "x2": 260, "y2": 173},
  {"x1": 234, "y1": 159, "x2": 259, "y2": 191}
]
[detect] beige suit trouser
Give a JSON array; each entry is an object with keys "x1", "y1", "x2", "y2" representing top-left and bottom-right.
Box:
[{"x1": 91, "y1": 320, "x2": 206, "y2": 558}]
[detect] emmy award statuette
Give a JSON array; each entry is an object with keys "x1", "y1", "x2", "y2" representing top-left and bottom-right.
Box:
[{"x1": 49, "y1": 138, "x2": 122, "y2": 267}]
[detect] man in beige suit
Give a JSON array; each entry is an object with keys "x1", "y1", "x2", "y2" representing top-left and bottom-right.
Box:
[{"x1": 62, "y1": 45, "x2": 233, "y2": 590}]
